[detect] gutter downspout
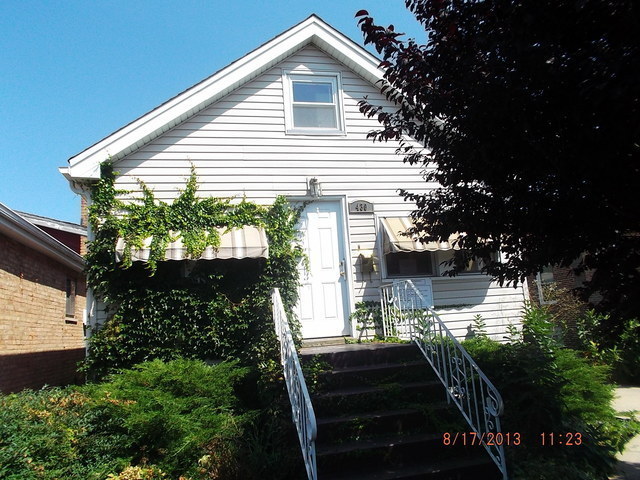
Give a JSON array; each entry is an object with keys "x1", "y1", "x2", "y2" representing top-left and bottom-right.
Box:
[{"x1": 59, "y1": 167, "x2": 97, "y2": 354}]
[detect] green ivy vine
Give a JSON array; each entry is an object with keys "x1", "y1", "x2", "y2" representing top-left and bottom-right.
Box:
[{"x1": 84, "y1": 162, "x2": 304, "y2": 379}]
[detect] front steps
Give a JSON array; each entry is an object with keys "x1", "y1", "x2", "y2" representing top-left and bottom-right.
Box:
[{"x1": 301, "y1": 343, "x2": 501, "y2": 480}]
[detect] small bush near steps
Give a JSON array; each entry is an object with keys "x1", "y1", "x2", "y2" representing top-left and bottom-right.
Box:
[
  {"x1": 0, "y1": 358, "x2": 303, "y2": 480},
  {"x1": 463, "y1": 305, "x2": 640, "y2": 480}
]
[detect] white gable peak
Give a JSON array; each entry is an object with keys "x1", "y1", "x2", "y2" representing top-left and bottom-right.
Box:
[{"x1": 66, "y1": 14, "x2": 384, "y2": 180}]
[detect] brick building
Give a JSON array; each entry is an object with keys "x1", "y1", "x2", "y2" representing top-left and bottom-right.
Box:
[{"x1": 0, "y1": 203, "x2": 86, "y2": 393}]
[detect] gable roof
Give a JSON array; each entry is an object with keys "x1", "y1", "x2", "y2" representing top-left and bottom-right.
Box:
[
  {"x1": 63, "y1": 14, "x2": 385, "y2": 180},
  {"x1": 0, "y1": 203, "x2": 85, "y2": 272}
]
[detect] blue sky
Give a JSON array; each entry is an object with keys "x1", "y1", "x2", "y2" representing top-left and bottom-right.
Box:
[{"x1": 0, "y1": 1, "x2": 424, "y2": 223}]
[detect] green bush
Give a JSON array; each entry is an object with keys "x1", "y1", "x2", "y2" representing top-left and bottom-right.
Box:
[
  {"x1": 0, "y1": 387, "x2": 122, "y2": 480},
  {"x1": 463, "y1": 305, "x2": 640, "y2": 480},
  {"x1": 350, "y1": 301, "x2": 384, "y2": 340},
  {"x1": 0, "y1": 359, "x2": 303, "y2": 480},
  {"x1": 576, "y1": 310, "x2": 640, "y2": 384}
]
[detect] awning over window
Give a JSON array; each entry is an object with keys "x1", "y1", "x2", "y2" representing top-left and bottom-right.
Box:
[
  {"x1": 115, "y1": 226, "x2": 269, "y2": 263},
  {"x1": 381, "y1": 217, "x2": 459, "y2": 254}
]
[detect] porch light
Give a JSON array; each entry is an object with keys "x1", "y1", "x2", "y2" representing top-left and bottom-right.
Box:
[{"x1": 308, "y1": 177, "x2": 322, "y2": 197}]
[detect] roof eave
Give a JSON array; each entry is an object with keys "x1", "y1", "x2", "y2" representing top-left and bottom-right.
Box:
[
  {"x1": 66, "y1": 15, "x2": 384, "y2": 180},
  {"x1": 0, "y1": 203, "x2": 85, "y2": 272}
]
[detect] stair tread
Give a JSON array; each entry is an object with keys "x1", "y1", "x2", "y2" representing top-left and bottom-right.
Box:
[
  {"x1": 313, "y1": 380, "x2": 441, "y2": 399},
  {"x1": 322, "y1": 454, "x2": 497, "y2": 480},
  {"x1": 301, "y1": 342, "x2": 417, "y2": 358},
  {"x1": 326, "y1": 359, "x2": 428, "y2": 375},
  {"x1": 317, "y1": 431, "x2": 442, "y2": 456},
  {"x1": 316, "y1": 405, "x2": 447, "y2": 426}
]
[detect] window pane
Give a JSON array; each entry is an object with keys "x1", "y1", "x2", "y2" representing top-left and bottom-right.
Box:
[
  {"x1": 293, "y1": 105, "x2": 337, "y2": 128},
  {"x1": 386, "y1": 252, "x2": 433, "y2": 277},
  {"x1": 293, "y1": 82, "x2": 333, "y2": 103},
  {"x1": 66, "y1": 278, "x2": 76, "y2": 317},
  {"x1": 540, "y1": 265, "x2": 555, "y2": 284}
]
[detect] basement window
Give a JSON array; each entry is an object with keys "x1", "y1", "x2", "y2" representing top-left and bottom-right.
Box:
[
  {"x1": 283, "y1": 71, "x2": 345, "y2": 134},
  {"x1": 537, "y1": 266, "x2": 558, "y2": 304}
]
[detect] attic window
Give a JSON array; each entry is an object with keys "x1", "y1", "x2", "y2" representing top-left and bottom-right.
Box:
[{"x1": 283, "y1": 71, "x2": 345, "y2": 134}]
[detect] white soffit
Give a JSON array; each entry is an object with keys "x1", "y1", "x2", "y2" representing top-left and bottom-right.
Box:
[{"x1": 67, "y1": 15, "x2": 385, "y2": 180}]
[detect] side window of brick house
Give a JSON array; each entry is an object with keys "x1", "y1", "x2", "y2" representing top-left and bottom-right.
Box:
[
  {"x1": 65, "y1": 278, "x2": 76, "y2": 318},
  {"x1": 536, "y1": 266, "x2": 557, "y2": 304}
]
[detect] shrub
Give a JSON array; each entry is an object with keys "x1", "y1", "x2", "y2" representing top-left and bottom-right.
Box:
[
  {"x1": 0, "y1": 359, "x2": 280, "y2": 480},
  {"x1": 576, "y1": 310, "x2": 640, "y2": 384},
  {"x1": 88, "y1": 358, "x2": 251, "y2": 477},
  {"x1": 463, "y1": 306, "x2": 640, "y2": 480},
  {"x1": 0, "y1": 387, "x2": 122, "y2": 480},
  {"x1": 350, "y1": 301, "x2": 384, "y2": 340}
]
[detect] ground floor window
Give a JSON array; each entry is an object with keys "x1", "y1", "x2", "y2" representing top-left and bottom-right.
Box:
[{"x1": 385, "y1": 251, "x2": 435, "y2": 277}]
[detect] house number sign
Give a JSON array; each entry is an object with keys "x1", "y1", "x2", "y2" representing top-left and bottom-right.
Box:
[{"x1": 349, "y1": 200, "x2": 374, "y2": 214}]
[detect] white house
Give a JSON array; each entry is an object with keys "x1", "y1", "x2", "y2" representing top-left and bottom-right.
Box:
[{"x1": 61, "y1": 15, "x2": 526, "y2": 340}]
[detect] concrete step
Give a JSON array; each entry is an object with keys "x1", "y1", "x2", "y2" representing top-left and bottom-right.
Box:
[
  {"x1": 317, "y1": 431, "x2": 485, "y2": 476},
  {"x1": 316, "y1": 404, "x2": 464, "y2": 444},
  {"x1": 302, "y1": 343, "x2": 423, "y2": 369},
  {"x1": 322, "y1": 454, "x2": 500, "y2": 480},
  {"x1": 317, "y1": 360, "x2": 436, "y2": 390},
  {"x1": 312, "y1": 380, "x2": 444, "y2": 417}
]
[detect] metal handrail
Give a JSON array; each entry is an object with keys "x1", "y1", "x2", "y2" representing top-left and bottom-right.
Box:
[
  {"x1": 380, "y1": 280, "x2": 508, "y2": 480},
  {"x1": 272, "y1": 288, "x2": 317, "y2": 480}
]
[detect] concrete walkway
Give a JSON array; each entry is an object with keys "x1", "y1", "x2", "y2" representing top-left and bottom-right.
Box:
[{"x1": 611, "y1": 387, "x2": 640, "y2": 480}]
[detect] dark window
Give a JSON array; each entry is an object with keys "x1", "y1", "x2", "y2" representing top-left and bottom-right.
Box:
[
  {"x1": 537, "y1": 266, "x2": 557, "y2": 304},
  {"x1": 65, "y1": 278, "x2": 76, "y2": 317},
  {"x1": 385, "y1": 252, "x2": 434, "y2": 277}
]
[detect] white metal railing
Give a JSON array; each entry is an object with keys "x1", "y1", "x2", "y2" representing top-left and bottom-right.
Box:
[
  {"x1": 272, "y1": 288, "x2": 317, "y2": 480},
  {"x1": 380, "y1": 280, "x2": 508, "y2": 480}
]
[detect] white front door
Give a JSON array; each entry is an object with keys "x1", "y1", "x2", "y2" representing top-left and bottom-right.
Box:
[{"x1": 296, "y1": 200, "x2": 350, "y2": 338}]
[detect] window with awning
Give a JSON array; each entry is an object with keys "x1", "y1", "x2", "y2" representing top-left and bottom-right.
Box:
[
  {"x1": 380, "y1": 217, "x2": 498, "y2": 277},
  {"x1": 115, "y1": 225, "x2": 269, "y2": 263},
  {"x1": 380, "y1": 217, "x2": 461, "y2": 277}
]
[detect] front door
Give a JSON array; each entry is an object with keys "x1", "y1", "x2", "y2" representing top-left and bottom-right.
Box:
[{"x1": 296, "y1": 200, "x2": 350, "y2": 338}]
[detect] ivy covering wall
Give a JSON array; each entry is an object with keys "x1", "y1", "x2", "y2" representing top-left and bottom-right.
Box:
[{"x1": 84, "y1": 163, "x2": 304, "y2": 379}]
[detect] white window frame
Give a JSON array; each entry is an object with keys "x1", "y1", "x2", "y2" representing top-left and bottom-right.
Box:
[
  {"x1": 282, "y1": 70, "x2": 346, "y2": 135},
  {"x1": 536, "y1": 267, "x2": 558, "y2": 305}
]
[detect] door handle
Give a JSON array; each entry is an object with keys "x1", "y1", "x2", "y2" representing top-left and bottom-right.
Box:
[{"x1": 339, "y1": 260, "x2": 346, "y2": 278}]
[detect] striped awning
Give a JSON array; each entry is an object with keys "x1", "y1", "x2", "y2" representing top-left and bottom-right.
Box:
[
  {"x1": 115, "y1": 226, "x2": 269, "y2": 263},
  {"x1": 381, "y1": 217, "x2": 460, "y2": 254}
]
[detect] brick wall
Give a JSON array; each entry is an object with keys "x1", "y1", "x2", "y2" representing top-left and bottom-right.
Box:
[
  {"x1": 0, "y1": 232, "x2": 86, "y2": 392},
  {"x1": 528, "y1": 265, "x2": 578, "y2": 306},
  {"x1": 527, "y1": 265, "x2": 588, "y2": 347}
]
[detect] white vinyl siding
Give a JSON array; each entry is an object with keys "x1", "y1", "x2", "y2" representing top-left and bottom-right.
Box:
[{"x1": 110, "y1": 45, "x2": 525, "y2": 340}]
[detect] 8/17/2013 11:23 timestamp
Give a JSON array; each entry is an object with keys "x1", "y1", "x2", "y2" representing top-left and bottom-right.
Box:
[{"x1": 442, "y1": 432, "x2": 583, "y2": 446}]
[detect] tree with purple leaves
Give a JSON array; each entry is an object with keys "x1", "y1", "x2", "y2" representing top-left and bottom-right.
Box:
[{"x1": 356, "y1": 0, "x2": 640, "y2": 330}]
